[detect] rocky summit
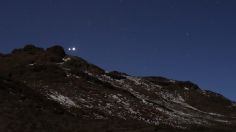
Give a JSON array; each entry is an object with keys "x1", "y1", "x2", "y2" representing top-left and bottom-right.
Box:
[{"x1": 0, "y1": 45, "x2": 236, "y2": 132}]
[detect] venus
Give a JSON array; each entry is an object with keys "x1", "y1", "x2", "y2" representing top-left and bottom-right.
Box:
[{"x1": 68, "y1": 47, "x2": 77, "y2": 51}]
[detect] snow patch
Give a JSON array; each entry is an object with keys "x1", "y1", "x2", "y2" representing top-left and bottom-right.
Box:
[
  {"x1": 49, "y1": 91, "x2": 77, "y2": 108},
  {"x1": 169, "y1": 80, "x2": 176, "y2": 83},
  {"x1": 66, "y1": 73, "x2": 72, "y2": 77},
  {"x1": 154, "y1": 84, "x2": 163, "y2": 89},
  {"x1": 159, "y1": 92, "x2": 203, "y2": 112},
  {"x1": 106, "y1": 103, "x2": 113, "y2": 108},
  {"x1": 85, "y1": 71, "x2": 93, "y2": 76},
  {"x1": 86, "y1": 73, "x2": 224, "y2": 127},
  {"x1": 63, "y1": 57, "x2": 71, "y2": 62},
  {"x1": 111, "y1": 95, "x2": 121, "y2": 102},
  {"x1": 126, "y1": 76, "x2": 142, "y2": 85},
  {"x1": 214, "y1": 119, "x2": 230, "y2": 123},
  {"x1": 78, "y1": 98, "x2": 87, "y2": 103},
  {"x1": 159, "y1": 92, "x2": 185, "y2": 104},
  {"x1": 56, "y1": 62, "x2": 64, "y2": 65},
  {"x1": 172, "y1": 95, "x2": 185, "y2": 103},
  {"x1": 208, "y1": 113, "x2": 223, "y2": 117},
  {"x1": 28, "y1": 63, "x2": 35, "y2": 66},
  {"x1": 93, "y1": 113, "x2": 106, "y2": 119},
  {"x1": 184, "y1": 87, "x2": 189, "y2": 91},
  {"x1": 115, "y1": 79, "x2": 125, "y2": 84},
  {"x1": 128, "y1": 108, "x2": 138, "y2": 114}
]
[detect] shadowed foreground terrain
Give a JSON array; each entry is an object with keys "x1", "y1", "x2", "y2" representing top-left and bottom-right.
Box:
[{"x1": 0, "y1": 45, "x2": 235, "y2": 132}]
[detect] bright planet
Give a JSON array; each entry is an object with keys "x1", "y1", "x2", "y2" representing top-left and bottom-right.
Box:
[{"x1": 68, "y1": 47, "x2": 77, "y2": 51}]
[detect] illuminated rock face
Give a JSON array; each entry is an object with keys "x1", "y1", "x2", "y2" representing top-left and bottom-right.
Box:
[{"x1": 0, "y1": 45, "x2": 236, "y2": 132}]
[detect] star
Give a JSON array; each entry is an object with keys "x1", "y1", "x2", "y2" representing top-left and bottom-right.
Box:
[{"x1": 68, "y1": 47, "x2": 77, "y2": 51}]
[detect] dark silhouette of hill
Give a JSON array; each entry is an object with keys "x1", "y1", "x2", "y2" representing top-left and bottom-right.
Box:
[{"x1": 0, "y1": 45, "x2": 235, "y2": 131}]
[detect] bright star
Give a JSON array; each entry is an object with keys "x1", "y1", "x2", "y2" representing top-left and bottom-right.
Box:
[{"x1": 68, "y1": 47, "x2": 77, "y2": 52}]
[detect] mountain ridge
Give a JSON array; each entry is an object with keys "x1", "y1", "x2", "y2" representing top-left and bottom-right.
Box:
[{"x1": 0, "y1": 45, "x2": 235, "y2": 131}]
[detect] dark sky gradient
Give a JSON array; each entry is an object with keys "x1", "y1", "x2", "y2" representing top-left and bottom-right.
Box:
[{"x1": 0, "y1": 0, "x2": 236, "y2": 101}]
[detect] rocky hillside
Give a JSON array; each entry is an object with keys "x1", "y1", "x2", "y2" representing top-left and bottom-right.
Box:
[{"x1": 0, "y1": 45, "x2": 235, "y2": 132}]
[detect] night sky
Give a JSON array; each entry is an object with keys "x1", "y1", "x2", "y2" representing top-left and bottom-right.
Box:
[{"x1": 0, "y1": 0, "x2": 236, "y2": 101}]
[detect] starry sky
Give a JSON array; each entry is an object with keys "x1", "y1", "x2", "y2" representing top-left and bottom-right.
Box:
[{"x1": 0, "y1": 0, "x2": 236, "y2": 101}]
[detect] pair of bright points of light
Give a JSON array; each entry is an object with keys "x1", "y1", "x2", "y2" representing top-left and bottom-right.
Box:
[{"x1": 68, "y1": 47, "x2": 77, "y2": 51}]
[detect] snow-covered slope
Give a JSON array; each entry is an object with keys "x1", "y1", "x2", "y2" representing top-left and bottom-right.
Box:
[{"x1": 0, "y1": 45, "x2": 235, "y2": 131}]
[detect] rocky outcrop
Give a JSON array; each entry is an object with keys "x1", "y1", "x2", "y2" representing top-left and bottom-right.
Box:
[{"x1": 0, "y1": 45, "x2": 235, "y2": 132}]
